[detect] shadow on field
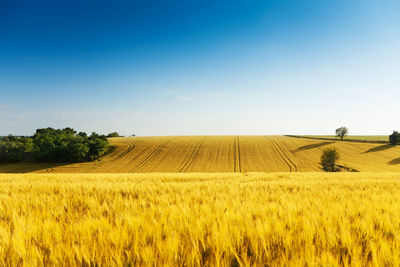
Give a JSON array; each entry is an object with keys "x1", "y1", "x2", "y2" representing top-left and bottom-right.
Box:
[
  {"x1": 389, "y1": 158, "x2": 400, "y2": 165},
  {"x1": 363, "y1": 144, "x2": 394, "y2": 153},
  {"x1": 0, "y1": 162, "x2": 69, "y2": 173},
  {"x1": 294, "y1": 142, "x2": 334, "y2": 152}
]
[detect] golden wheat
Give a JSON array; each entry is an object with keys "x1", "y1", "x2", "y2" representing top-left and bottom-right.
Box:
[
  {"x1": 1, "y1": 173, "x2": 400, "y2": 266},
  {"x1": 1, "y1": 136, "x2": 399, "y2": 173}
]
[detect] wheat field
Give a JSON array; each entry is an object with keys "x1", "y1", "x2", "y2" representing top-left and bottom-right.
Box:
[
  {"x1": 1, "y1": 136, "x2": 399, "y2": 173},
  {"x1": 1, "y1": 172, "x2": 400, "y2": 266},
  {"x1": 300, "y1": 135, "x2": 389, "y2": 142}
]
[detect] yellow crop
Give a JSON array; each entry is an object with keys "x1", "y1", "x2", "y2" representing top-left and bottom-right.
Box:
[
  {"x1": 1, "y1": 172, "x2": 400, "y2": 266},
  {"x1": 301, "y1": 135, "x2": 389, "y2": 142},
  {"x1": 1, "y1": 136, "x2": 399, "y2": 173}
]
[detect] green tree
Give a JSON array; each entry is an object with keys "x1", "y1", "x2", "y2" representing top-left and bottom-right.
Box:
[
  {"x1": 32, "y1": 128, "x2": 109, "y2": 162},
  {"x1": 320, "y1": 148, "x2": 340, "y2": 172},
  {"x1": 0, "y1": 136, "x2": 33, "y2": 162},
  {"x1": 67, "y1": 137, "x2": 89, "y2": 162},
  {"x1": 78, "y1": 132, "x2": 87, "y2": 138},
  {"x1": 0, "y1": 128, "x2": 109, "y2": 163},
  {"x1": 86, "y1": 133, "x2": 109, "y2": 161},
  {"x1": 335, "y1": 127, "x2": 348, "y2": 141},
  {"x1": 107, "y1": 132, "x2": 120, "y2": 138},
  {"x1": 389, "y1": 131, "x2": 399, "y2": 145}
]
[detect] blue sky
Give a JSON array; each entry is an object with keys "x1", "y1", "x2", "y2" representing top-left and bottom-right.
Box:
[{"x1": 1, "y1": 0, "x2": 399, "y2": 136}]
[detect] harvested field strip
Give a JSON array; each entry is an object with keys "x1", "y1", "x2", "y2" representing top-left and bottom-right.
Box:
[
  {"x1": 180, "y1": 137, "x2": 207, "y2": 173},
  {"x1": 130, "y1": 142, "x2": 169, "y2": 172}
]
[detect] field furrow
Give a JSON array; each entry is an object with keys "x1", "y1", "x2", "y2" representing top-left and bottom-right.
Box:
[
  {"x1": 130, "y1": 142, "x2": 169, "y2": 172},
  {"x1": 180, "y1": 137, "x2": 207, "y2": 173},
  {"x1": 271, "y1": 138, "x2": 298, "y2": 172},
  {"x1": 268, "y1": 139, "x2": 293, "y2": 172},
  {"x1": 233, "y1": 136, "x2": 242, "y2": 172},
  {"x1": 111, "y1": 144, "x2": 135, "y2": 162}
]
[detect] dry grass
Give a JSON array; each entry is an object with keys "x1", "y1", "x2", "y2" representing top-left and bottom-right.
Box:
[
  {"x1": 1, "y1": 172, "x2": 400, "y2": 266},
  {"x1": 1, "y1": 136, "x2": 400, "y2": 173}
]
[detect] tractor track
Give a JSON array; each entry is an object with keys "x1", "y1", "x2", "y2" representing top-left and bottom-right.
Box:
[
  {"x1": 268, "y1": 138, "x2": 297, "y2": 172},
  {"x1": 233, "y1": 136, "x2": 242, "y2": 172},
  {"x1": 105, "y1": 146, "x2": 120, "y2": 159},
  {"x1": 275, "y1": 140, "x2": 298, "y2": 172},
  {"x1": 85, "y1": 162, "x2": 101, "y2": 172},
  {"x1": 122, "y1": 146, "x2": 152, "y2": 169},
  {"x1": 179, "y1": 137, "x2": 207, "y2": 173},
  {"x1": 111, "y1": 144, "x2": 135, "y2": 163},
  {"x1": 85, "y1": 144, "x2": 136, "y2": 172},
  {"x1": 130, "y1": 142, "x2": 169, "y2": 173}
]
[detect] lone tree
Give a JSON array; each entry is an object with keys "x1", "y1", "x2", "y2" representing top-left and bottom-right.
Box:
[
  {"x1": 320, "y1": 148, "x2": 340, "y2": 172},
  {"x1": 335, "y1": 127, "x2": 348, "y2": 141},
  {"x1": 389, "y1": 131, "x2": 399, "y2": 145}
]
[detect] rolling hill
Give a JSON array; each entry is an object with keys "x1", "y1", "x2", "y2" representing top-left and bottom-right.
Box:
[{"x1": 1, "y1": 136, "x2": 399, "y2": 173}]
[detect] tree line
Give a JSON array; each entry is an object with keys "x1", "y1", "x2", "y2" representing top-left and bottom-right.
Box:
[{"x1": 0, "y1": 128, "x2": 110, "y2": 163}]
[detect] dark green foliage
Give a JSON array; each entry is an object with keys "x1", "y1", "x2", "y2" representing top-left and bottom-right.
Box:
[
  {"x1": 0, "y1": 128, "x2": 109, "y2": 163},
  {"x1": 66, "y1": 137, "x2": 90, "y2": 162},
  {"x1": 78, "y1": 131, "x2": 87, "y2": 138},
  {"x1": 389, "y1": 131, "x2": 399, "y2": 145},
  {"x1": 107, "y1": 132, "x2": 120, "y2": 138},
  {"x1": 32, "y1": 128, "x2": 109, "y2": 162},
  {"x1": 86, "y1": 133, "x2": 109, "y2": 161},
  {"x1": 320, "y1": 148, "x2": 340, "y2": 172},
  {"x1": 335, "y1": 127, "x2": 348, "y2": 141},
  {"x1": 0, "y1": 135, "x2": 33, "y2": 162}
]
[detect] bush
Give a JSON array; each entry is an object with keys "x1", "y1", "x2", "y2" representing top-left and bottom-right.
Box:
[
  {"x1": 320, "y1": 148, "x2": 340, "y2": 172},
  {"x1": 0, "y1": 135, "x2": 33, "y2": 162},
  {"x1": 389, "y1": 131, "x2": 399, "y2": 145}
]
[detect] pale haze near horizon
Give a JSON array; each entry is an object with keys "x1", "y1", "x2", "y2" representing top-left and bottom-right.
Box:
[{"x1": 1, "y1": 0, "x2": 399, "y2": 136}]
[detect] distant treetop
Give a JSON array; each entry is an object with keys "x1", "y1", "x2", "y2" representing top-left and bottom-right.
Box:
[
  {"x1": 107, "y1": 132, "x2": 120, "y2": 138},
  {"x1": 335, "y1": 127, "x2": 348, "y2": 141}
]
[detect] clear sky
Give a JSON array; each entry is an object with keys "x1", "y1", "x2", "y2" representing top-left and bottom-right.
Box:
[{"x1": 1, "y1": 0, "x2": 399, "y2": 136}]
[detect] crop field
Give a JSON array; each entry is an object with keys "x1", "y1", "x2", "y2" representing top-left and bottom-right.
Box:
[
  {"x1": 1, "y1": 136, "x2": 399, "y2": 173},
  {"x1": 1, "y1": 172, "x2": 400, "y2": 266},
  {"x1": 296, "y1": 135, "x2": 389, "y2": 143}
]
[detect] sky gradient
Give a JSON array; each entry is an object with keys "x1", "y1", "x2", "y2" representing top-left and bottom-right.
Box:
[{"x1": 1, "y1": 0, "x2": 400, "y2": 136}]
